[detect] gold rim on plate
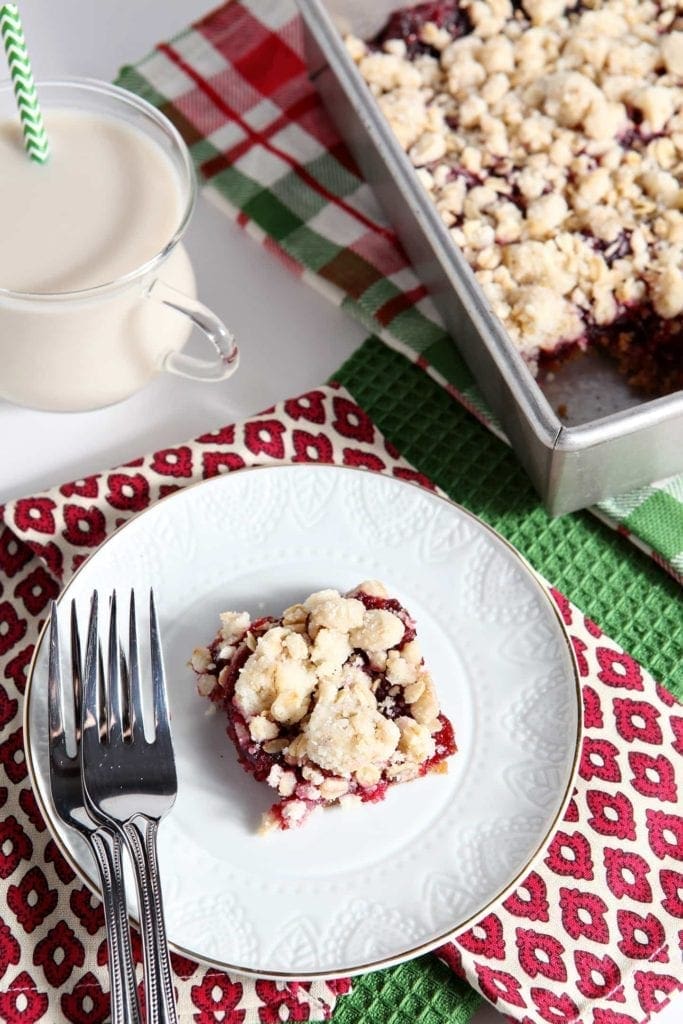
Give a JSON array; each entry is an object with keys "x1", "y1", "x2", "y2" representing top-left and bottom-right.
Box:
[{"x1": 24, "y1": 462, "x2": 583, "y2": 980}]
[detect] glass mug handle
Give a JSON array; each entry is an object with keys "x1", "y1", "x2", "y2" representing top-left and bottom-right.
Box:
[{"x1": 147, "y1": 279, "x2": 240, "y2": 381}]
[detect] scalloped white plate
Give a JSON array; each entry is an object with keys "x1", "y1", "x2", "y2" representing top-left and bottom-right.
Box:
[{"x1": 25, "y1": 464, "x2": 580, "y2": 978}]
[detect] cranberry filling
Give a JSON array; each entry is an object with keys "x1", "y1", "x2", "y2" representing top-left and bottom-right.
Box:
[
  {"x1": 358, "y1": 779, "x2": 390, "y2": 803},
  {"x1": 588, "y1": 304, "x2": 683, "y2": 395},
  {"x1": 374, "y1": 675, "x2": 412, "y2": 719},
  {"x1": 372, "y1": 0, "x2": 592, "y2": 60},
  {"x1": 373, "y1": 0, "x2": 472, "y2": 58},
  {"x1": 422, "y1": 716, "x2": 457, "y2": 775},
  {"x1": 354, "y1": 590, "x2": 417, "y2": 644},
  {"x1": 590, "y1": 230, "x2": 632, "y2": 268}
]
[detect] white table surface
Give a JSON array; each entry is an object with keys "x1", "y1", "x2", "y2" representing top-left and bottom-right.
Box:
[{"x1": 4, "y1": 4, "x2": 680, "y2": 1022}]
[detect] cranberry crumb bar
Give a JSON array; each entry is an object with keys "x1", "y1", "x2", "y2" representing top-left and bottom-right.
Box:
[
  {"x1": 191, "y1": 581, "x2": 456, "y2": 833},
  {"x1": 347, "y1": 0, "x2": 683, "y2": 394}
]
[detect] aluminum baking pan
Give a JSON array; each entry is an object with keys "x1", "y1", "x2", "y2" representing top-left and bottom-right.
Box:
[{"x1": 296, "y1": 0, "x2": 683, "y2": 515}]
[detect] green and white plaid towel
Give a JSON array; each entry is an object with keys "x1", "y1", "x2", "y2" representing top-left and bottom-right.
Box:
[{"x1": 116, "y1": 0, "x2": 683, "y2": 586}]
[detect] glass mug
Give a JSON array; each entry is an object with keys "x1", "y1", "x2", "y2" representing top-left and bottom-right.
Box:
[{"x1": 0, "y1": 79, "x2": 239, "y2": 412}]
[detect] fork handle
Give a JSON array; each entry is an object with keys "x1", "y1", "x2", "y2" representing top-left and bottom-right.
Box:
[
  {"x1": 123, "y1": 814, "x2": 178, "y2": 1024},
  {"x1": 89, "y1": 827, "x2": 142, "y2": 1024}
]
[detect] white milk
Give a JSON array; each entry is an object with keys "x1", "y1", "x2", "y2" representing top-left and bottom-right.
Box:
[{"x1": 0, "y1": 108, "x2": 197, "y2": 410}]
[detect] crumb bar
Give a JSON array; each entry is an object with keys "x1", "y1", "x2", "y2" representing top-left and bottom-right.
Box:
[
  {"x1": 347, "y1": 0, "x2": 683, "y2": 394},
  {"x1": 191, "y1": 581, "x2": 456, "y2": 833}
]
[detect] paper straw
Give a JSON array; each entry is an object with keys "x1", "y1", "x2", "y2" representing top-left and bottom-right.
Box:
[{"x1": 0, "y1": 3, "x2": 49, "y2": 163}]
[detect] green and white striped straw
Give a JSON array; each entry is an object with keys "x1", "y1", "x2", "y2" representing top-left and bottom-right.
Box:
[{"x1": 0, "y1": 3, "x2": 49, "y2": 163}]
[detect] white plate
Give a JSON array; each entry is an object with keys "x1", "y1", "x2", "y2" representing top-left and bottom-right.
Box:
[{"x1": 25, "y1": 464, "x2": 580, "y2": 978}]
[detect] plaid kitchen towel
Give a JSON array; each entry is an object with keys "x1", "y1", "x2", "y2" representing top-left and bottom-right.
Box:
[
  {"x1": 114, "y1": 0, "x2": 683, "y2": 588},
  {"x1": 0, "y1": 383, "x2": 681, "y2": 1024}
]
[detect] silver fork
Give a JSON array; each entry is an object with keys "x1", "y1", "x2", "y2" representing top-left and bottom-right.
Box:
[
  {"x1": 81, "y1": 590, "x2": 179, "y2": 1024},
  {"x1": 48, "y1": 601, "x2": 141, "y2": 1024}
]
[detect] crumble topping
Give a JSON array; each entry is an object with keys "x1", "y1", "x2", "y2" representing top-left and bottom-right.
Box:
[
  {"x1": 219, "y1": 610, "x2": 250, "y2": 643},
  {"x1": 346, "y1": 1, "x2": 683, "y2": 387},
  {"x1": 235, "y1": 626, "x2": 315, "y2": 724},
  {"x1": 305, "y1": 678, "x2": 401, "y2": 775},
  {"x1": 191, "y1": 581, "x2": 456, "y2": 832}
]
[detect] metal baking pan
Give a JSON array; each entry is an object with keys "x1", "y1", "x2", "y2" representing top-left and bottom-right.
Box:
[{"x1": 296, "y1": 0, "x2": 683, "y2": 515}]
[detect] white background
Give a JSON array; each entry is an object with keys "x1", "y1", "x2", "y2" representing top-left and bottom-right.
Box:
[{"x1": 3, "y1": 4, "x2": 680, "y2": 1022}]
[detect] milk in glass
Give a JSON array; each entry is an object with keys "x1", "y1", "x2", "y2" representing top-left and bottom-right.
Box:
[{"x1": 0, "y1": 108, "x2": 197, "y2": 410}]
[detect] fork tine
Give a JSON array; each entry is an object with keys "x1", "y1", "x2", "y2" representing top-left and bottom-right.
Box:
[
  {"x1": 97, "y1": 641, "x2": 108, "y2": 739},
  {"x1": 48, "y1": 602, "x2": 65, "y2": 752},
  {"x1": 149, "y1": 589, "x2": 170, "y2": 742},
  {"x1": 128, "y1": 590, "x2": 146, "y2": 741},
  {"x1": 119, "y1": 642, "x2": 133, "y2": 741},
  {"x1": 70, "y1": 600, "x2": 83, "y2": 743},
  {"x1": 81, "y1": 591, "x2": 103, "y2": 757},
  {"x1": 107, "y1": 592, "x2": 124, "y2": 741}
]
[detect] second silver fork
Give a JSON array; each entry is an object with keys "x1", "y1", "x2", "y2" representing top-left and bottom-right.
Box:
[
  {"x1": 81, "y1": 590, "x2": 179, "y2": 1024},
  {"x1": 48, "y1": 602, "x2": 141, "y2": 1024}
]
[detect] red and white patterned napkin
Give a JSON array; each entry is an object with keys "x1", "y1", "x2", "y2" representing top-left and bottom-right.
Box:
[{"x1": 0, "y1": 385, "x2": 680, "y2": 1024}]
